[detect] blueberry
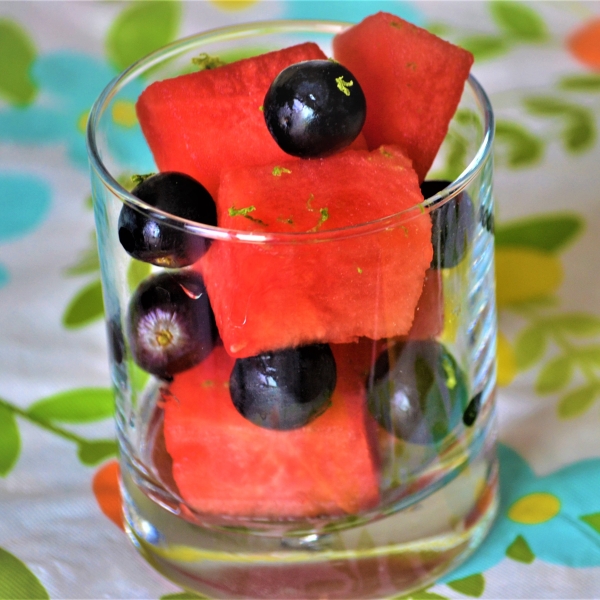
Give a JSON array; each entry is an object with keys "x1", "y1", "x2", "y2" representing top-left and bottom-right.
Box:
[
  {"x1": 462, "y1": 392, "x2": 482, "y2": 427},
  {"x1": 263, "y1": 60, "x2": 366, "y2": 158},
  {"x1": 366, "y1": 341, "x2": 468, "y2": 445},
  {"x1": 421, "y1": 180, "x2": 475, "y2": 269},
  {"x1": 118, "y1": 172, "x2": 217, "y2": 268},
  {"x1": 230, "y1": 344, "x2": 337, "y2": 430},
  {"x1": 127, "y1": 271, "x2": 217, "y2": 378}
]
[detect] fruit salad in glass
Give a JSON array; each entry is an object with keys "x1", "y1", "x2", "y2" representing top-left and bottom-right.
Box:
[{"x1": 87, "y1": 13, "x2": 497, "y2": 599}]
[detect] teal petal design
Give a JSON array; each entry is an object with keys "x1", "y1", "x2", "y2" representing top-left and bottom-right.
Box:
[
  {"x1": 0, "y1": 264, "x2": 8, "y2": 288},
  {"x1": 441, "y1": 444, "x2": 600, "y2": 581},
  {"x1": 0, "y1": 51, "x2": 154, "y2": 171},
  {"x1": 283, "y1": 1, "x2": 424, "y2": 26},
  {"x1": 0, "y1": 173, "x2": 51, "y2": 242}
]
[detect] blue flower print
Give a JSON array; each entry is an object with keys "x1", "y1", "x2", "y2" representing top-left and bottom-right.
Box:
[
  {"x1": 0, "y1": 173, "x2": 52, "y2": 288},
  {"x1": 442, "y1": 443, "x2": 600, "y2": 582},
  {"x1": 283, "y1": 1, "x2": 424, "y2": 27},
  {"x1": 0, "y1": 51, "x2": 153, "y2": 172}
]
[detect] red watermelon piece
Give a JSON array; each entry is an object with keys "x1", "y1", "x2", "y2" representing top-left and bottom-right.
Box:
[
  {"x1": 200, "y1": 145, "x2": 432, "y2": 358},
  {"x1": 333, "y1": 12, "x2": 474, "y2": 181},
  {"x1": 136, "y1": 43, "x2": 327, "y2": 198},
  {"x1": 163, "y1": 345, "x2": 380, "y2": 518}
]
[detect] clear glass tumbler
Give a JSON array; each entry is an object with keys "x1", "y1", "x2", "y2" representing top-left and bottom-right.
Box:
[{"x1": 87, "y1": 20, "x2": 497, "y2": 600}]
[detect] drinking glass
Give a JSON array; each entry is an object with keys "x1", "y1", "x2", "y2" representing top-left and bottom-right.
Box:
[{"x1": 87, "y1": 20, "x2": 497, "y2": 599}]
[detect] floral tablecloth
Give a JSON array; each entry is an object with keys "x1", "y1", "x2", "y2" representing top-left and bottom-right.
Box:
[{"x1": 1, "y1": 1, "x2": 599, "y2": 598}]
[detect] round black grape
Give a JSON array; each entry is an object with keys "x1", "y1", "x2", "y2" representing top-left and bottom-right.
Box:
[
  {"x1": 127, "y1": 271, "x2": 217, "y2": 378},
  {"x1": 263, "y1": 60, "x2": 366, "y2": 158},
  {"x1": 421, "y1": 180, "x2": 475, "y2": 269},
  {"x1": 367, "y1": 341, "x2": 468, "y2": 445},
  {"x1": 118, "y1": 172, "x2": 217, "y2": 268},
  {"x1": 230, "y1": 344, "x2": 337, "y2": 430}
]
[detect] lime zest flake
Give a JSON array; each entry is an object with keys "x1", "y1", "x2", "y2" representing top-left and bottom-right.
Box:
[
  {"x1": 442, "y1": 356, "x2": 457, "y2": 389},
  {"x1": 390, "y1": 21, "x2": 403, "y2": 29},
  {"x1": 272, "y1": 166, "x2": 292, "y2": 176},
  {"x1": 277, "y1": 216, "x2": 294, "y2": 225},
  {"x1": 131, "y1": 173, "x2": 155, "y2": 186},
  {"x1": 192, "y1": 53, "x2": 226, "y2": 70},
  {"x1": 401, "y1": 225, "x2": 409, "y2": 237},
  {"x1": 335, "y1": 76, "x2": 353, "y2": 96},
  {"x1": 418, "y1": 204, "x2": 426, "y2": 214},
  {"x1": 308, "y1": 207, "x2": 329, "y2": 232},
  {"x1": 357, "y1": 267, "x2": 363, "y2": 274},
  {"x1": 228, "y1": 204, "x2": 268, "y2": 226},
  {"x1": 259, "y1": 105, "x2": 264, "y2": 112},
  {"x1": 379, "y1": 147, "x2": 393, "y2": 158},
  {"x1": 202, "y1": 380, "x2": 215, "y2": 388},
  {"x1": 406, "y1": 61, "x2": 417, "y2": 71}
]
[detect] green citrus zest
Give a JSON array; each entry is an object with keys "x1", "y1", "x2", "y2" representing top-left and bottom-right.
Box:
[
  {"x1": 442, "y1": 356, "x2": 457, "y2": 389},
  {"x1": 228, "y1": 204, "x2": 268, "y2": 226},
  {"x1": 277, "y1": 216, "x2": 294, "y2": 225},
  {"x1": 259, "y1": 105, "x2": 264, "y2": 112},
  {"x1": 131, "y1": 173, "x2": 155, "y2": 185},
  {"x1": 401, "y1": 225, "x2": 409, "y2": 237},
  {"x1": 272, "y1": 166, "x2": 292, "y2": 176},
  {"x1": 357, "y1": 267, "x2": 363, "y2": 274},
  {"x1": 406, "y1": 62, "x2": 417, "y2": 71},
  {"x1": 335, "y1": 76, "x2": 353, "y2": 96},
  {"x1": 390, "y1": 21, "x2": 403, "y2": 29},
  {"x1": 309, "y1": 207, "x2": 329, "y2": 232},
  {"x1": 379, "y1": 147, "x2": 393, "y2": 158},
  {"x1": 192, "y1": 53, "x2": 226, "y2": 70}
]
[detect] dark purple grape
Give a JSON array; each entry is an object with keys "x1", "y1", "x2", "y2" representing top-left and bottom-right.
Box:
[
  {"x1": 263, "y1": 60, "x2": 366, "y2": 158},
  {"x1": 118, "y1": 172, "x2": 217, "y2": 268},
  {"x1": 462, "y1": 392, "x2": 482, "y2": 427},
  {"x1": 367, "y1": 341, "x2": 468, "y2": 445},
  {"x1": 127, "y1": 271, "x2": 217, "y2": 378},
  {"x1": 421, "y1": 180, "x2": 475, "y2": 269},
  {"x1": 230, "y1": 344, "x2": 336, "y2": 430}
]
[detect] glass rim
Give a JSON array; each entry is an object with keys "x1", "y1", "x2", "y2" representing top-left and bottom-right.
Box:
[{"x1": 86, "y1": 19, "x2": 495, "y2": 244}]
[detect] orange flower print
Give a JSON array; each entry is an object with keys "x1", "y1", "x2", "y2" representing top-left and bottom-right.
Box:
[
  {"x1": 92, "y1": 460, "x2": 124, "y2": 530},
  {"x1": 567, "y1": 18, "x2": 600, "y2": 70}
]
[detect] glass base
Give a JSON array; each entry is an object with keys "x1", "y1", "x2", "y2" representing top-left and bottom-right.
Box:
[{"x1": 121, "y1": 442, "x2": 498, "y2": 599}]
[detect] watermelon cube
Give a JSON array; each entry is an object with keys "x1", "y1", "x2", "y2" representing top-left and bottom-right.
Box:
[
  {"x1": 333, "y1": 12, "x2": 474, "y2": 181},
  {"x1": 200, "y1": 145, "x2": 432, "y2": 358},
  {"x1": 136, "y1": 43, "x2": 327, "y2": 198},
  {"x1": 163, "y1": 346, "x2": 380, "y2": 518}
]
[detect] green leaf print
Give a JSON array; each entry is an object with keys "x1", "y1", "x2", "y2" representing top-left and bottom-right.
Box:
[
  {"x1": 489, "y1": 1, "x2": 548, "y2": 42},
  {"x1": 494, "y1": 120, "x2": 544, "y2": 168},
  {"x1": 535, "y1": 355, "x2": 573, "y2": 395},
  {"x1": 446, "y1": 573, "x2": 485, "y2": 597},
  {"x1": 27, "y1": 388, "x2": 114, "y2": 424},
  {"x1": 160, "y1": 593, "x2": 208, "y2": 600},
  {"x1": 394, "y1": 589, "x2": 448, "y2": 600},
  {"x1": 523, "y1": 97, "x2": 596, "y2": 154},
  {"x1": 106, "y1": 1, "x2": 182, "y2": 71},
  {"x1": 558, "y1": 384, "x2": 600, "y2": 419},
  {"x1": 456, "y1": 35, "x2": 509, "y2": 62},
  {"x1": 62, "y1": 279, "x2": 105, "y2": 329},
  {"x1": 580, "y1": 513, "x2": 600, "y2": 535},
  {"x1": 0, "y1": 19, "x2": 37, "y2": 105},
  {"x1": 77, "y1": 439, "x2": 118, "y2": 466},
  {"x1": 127, "y1": 259, "x2": 152, "y2": 292},
  {"x1": 549, "y1": 314, "x2": 600, "y2": 337},
  {"x1": 495, "y1": 213, "x2": 583, "y2": 252},
  {"x1": 514, "y1": 324, "x2": 547, "y2": 371},
  {"x1": 0, "y1": 405, "x2": 20, "y2": 477},
  {"x1": 559, "y1": 74, "x2": 600, "y2": 93},
  {"x1": 0, "y1": 547, "x2": 49, "y2": 600},
  {"x1": 505, "y1": 534, "x2": 535, "y2": 563}
]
